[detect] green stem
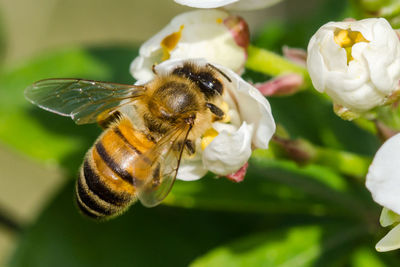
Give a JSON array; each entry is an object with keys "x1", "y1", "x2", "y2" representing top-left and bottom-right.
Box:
[
  {"x1": 313, "y1": 147, "x2": 371, "y2": 179},
  {"x1": 245, "y1": 45, "x2": 311, "y2": 89},
  {"x1": 256, "y1": 136, "x2": 371, "y2": 179}
]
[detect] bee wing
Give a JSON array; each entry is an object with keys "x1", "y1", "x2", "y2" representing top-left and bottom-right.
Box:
[
  {"x1": 24, "y1": 78, "x2": 146, "y2": 125},
  {"x1": 135, "y1": 122, "x2": 193, "y2": 207}
]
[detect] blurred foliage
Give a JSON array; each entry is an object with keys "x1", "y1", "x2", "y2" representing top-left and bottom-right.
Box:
[
  {"x1": 0, "y1": 8, "x2": 5, "y2": 67},
  {"x1": 0, "y1": 0, "x2": 398, "y2": 266}
]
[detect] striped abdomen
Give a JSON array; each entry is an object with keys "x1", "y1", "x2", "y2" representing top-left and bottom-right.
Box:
[{"x1": 76, "y1": 116, "x2": 155, "y2": 219}]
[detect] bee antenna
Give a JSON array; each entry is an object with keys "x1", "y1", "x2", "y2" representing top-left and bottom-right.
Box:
[{"x1": 206, "y1": 63, "x2": 232, "y2": 83}]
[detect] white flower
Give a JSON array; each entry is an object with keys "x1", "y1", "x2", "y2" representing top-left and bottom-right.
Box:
[
  {"x1": 307, "y1": 18, "x2": 400, "y2": 115},
  {"x1": 366, "y1": 133, "x2": 400, "y2": 251},
  {"x1": 135, "y1": 58, "x2": 276, "y2": 181},
  {"x1": 130, "y1": 10, "x2": 249, "y2": 82},
  {"x1": 174, "y1": 0, "x2": 282, "y2": 10}
]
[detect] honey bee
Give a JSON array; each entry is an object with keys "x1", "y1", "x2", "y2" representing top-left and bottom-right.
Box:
[{"x1": 25, "y1": 61, "x2": 231, "y2": 219}]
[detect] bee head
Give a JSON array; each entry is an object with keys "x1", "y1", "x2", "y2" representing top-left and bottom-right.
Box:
[{"x1": 172, "y1": 64, "x2": 223, "y2": 99}]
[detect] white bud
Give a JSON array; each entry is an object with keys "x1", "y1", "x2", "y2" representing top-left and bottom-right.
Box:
[{"x1": 307, "y1": 18, "x2": 400, "y2": 115}]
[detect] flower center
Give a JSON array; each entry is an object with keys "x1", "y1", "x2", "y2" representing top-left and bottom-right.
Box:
[
  {"x1": 160, "y1": 25, "x2": 184, "y2": 61},
  {"x1": 201, "y1": 128, "x2": 219, "y2": 150},
  {"x1": 333, "y1": 28, "x2": 369, "y2": 64}
]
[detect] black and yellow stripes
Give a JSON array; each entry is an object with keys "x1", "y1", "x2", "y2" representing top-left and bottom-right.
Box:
[{"x1": 76, "y1": 116, "x2": 155, "y2": 219}]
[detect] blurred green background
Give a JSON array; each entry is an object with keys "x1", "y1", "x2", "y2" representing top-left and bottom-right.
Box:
[{"x1": 0, "y1": 0, "x2": 399, "y2": 266}]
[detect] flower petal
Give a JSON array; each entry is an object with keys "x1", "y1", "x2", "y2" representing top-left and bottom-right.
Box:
[
  {"x1": 203, "y1": 122, "x2": 253, "y2": 175},
  {"x1": 226, "y1": 0, "x2": 282, "y2": 10},
  {"x1": 174, "y1": 0, "x2": 238, "y2": 8},
  {"x1": 376, "y1": 224, "x2": 400, "y2": 252},
  {"x1": 366, "y1": 133, "x2": 400, "y2": 215},
  {"x1": 221, "y1": 66, "x2": 276, "y2": 149},
  {"x1": 380, "y1": 208, "x2": 400, "y2": 227},
  {"x1": 177, "y1": 158, "x2": 208, "y2": 181},
  {"x1": 174, "y1": 0, "x2": 282, "y2": 10}
]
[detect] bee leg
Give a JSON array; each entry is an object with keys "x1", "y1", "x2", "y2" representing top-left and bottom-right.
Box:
[
  {"x1": 152, "y1": 64, "x2": 158, "y2": 75},
  {"x1": 206, "y1": 102, "x2": 224, "y2": 120},
  {"x1": 185, "y1": 140, "x2": 195, "y2": 155}
]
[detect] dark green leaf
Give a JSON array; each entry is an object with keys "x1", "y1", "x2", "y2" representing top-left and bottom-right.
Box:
[{"x1": 9, "y1": 180, "x2": 268, "y2": 267}]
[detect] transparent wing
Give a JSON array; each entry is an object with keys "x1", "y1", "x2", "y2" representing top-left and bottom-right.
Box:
[
  {"x1": 136, "y1": 122, "x2": 193, "y2": 207},
  {"x1": 24, "y1": 78, "x2": 146, "y2": 124}
]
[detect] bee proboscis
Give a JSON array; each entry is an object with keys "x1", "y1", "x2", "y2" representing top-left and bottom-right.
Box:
[{"x1": 25, "y1": 61, "x2": 231, "y2": 219}]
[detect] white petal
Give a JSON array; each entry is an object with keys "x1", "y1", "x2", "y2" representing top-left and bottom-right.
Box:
[
  {"x1": 376, "y1": 224, "x2": 400, "y2": 252},
  {"x1": 174, "y1": 0, "x2": 238, "y2": 8},
  {"x1": 226, "y1": 0, "x2": 282, "y2": 10},
  {"x1": 363, "y1": 18, "x2": 400, "y2": 94},
  {"x1": 380, "y1": 208, "x2": 400, "y2": 227},
  {"x1": 203, "y1": 122, "x2": 253, "y2": 175},
  {"x1": 218, "y1": 65, "x2": 276, "y2": 149},
  {"x1": 177, "y1": 158, "x2": 208, "y2": 181},
  {"x1": 130, "y1": 10, "x2": 246, "y2": 81},
  {"x1": 366, "y1": 133, "x2": 400, "y2": 215},
  {"x1": 174, "y1": 0, "x2": 281, "y2": 10}
]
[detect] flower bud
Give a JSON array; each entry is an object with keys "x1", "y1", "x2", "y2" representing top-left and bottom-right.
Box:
[
  {"x1": 307, "y1": 18, "x2": 400, "y2": 118},
  {"x1": 255, "y1": 73, "x2": 304, "y2": 96}
]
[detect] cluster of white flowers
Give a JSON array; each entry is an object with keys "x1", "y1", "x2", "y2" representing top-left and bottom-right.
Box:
[
  {"x1": 130, "y1": 1, "x2": 277, "y2": 180},
  {"x1": 133, "y1": 0, "x2": 400, "y2": 252}
]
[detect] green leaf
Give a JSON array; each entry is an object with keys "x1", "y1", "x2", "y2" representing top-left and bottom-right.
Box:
[
  {"x1": 9, "y1": 180, "x2": 269, "y2": 267},
  {"x1": 191, "y1": 224, "x2": 366, "y2": 267}
]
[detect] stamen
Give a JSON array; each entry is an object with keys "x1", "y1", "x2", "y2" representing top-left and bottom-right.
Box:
[
  {"x1": 334, "y1": 28, "x2": 369, "y2": 64},
  {"x1": 161, "y1": 25, "x2": 184, "y2": 61},
  {"x1": 201, "y1": 128, "x2": 219, "y2": 150}
]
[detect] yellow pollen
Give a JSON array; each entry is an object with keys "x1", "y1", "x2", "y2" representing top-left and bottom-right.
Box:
[
  {"x1": 201, "y1": 128, "x2": 219, "y2": 150},
  {"x1": 216, "y1": 18, "x2": 223, "y2": 24},
  {"x1": 160, "y1": 25, "x2": 184, "y2": 61},
  {"x1": 333, "y1": 28, "x2": 369, "y2": 65}
]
